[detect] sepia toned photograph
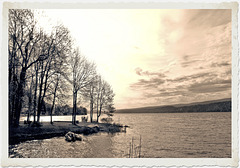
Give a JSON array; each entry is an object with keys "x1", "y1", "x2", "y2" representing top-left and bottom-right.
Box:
[{"x1": 3, "y1": 2, "x2": 238, "y2": 165}]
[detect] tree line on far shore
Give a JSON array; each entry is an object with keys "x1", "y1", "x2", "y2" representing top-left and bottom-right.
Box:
[{"x1": 9, "y1": 9, "x2": 115, "y2": 127}]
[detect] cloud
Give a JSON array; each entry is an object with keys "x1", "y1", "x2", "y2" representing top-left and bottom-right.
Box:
[
  {"x1": 167, "y1": 72, "x2": 212, "y2": 83},
  {"x1": 188, "y1": 79, "x2": 231, "y2": 93},
  {"x1": 130, "y1": 77, "x2": 165, "y2": 89},
  {"x1": 126, "y1": 9, "x2": 232, "y2": 108},
  {"x1": 135, "y1": 67, "x2": 166, "y2": 77},
  {"x1": 130, "y1": 69, "x2": 231, "y2": 106},
  {"x1": 180, "y1": 59, "x2": 203, "y2": 68},
  {"x1": 211, "y1": 61, "x2": 231, "y2": 67},
  {"x1": 144, "y1": 89, "x2": 187, "y2": 98},
  {"x1": 185, "y1": 9, "x2": 231, "y2": 29},
  {"x1": 124, "y1": 10, "x2": 231, "y2": 108},
  {"x1": 160, "y1": 10, "x2": 231, "y2": 71},
  {"x1": 135, "y1": 67, "x2": 142, "y2": 76},
  {"x1": 131, "y1": 67, "x2": 168, "y2": 90}
]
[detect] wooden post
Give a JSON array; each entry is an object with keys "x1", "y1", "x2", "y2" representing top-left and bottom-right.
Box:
[
  {"x1": 129, "y1": 142, "x2": 131, "y2": 158},
  {"x1": 132, "y1": 137, "x2": 134, "y2": 158}
]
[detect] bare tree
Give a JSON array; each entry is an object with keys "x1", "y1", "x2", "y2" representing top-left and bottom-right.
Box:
[
  {"x1": 36, "y1": 32, "x2": 56, "y2": 123},
  {"x1": 94, "y1": 76, "x2": 115, "y2": 122},
  {"x1": 42, "y1": 24, "x2": 72, "y2": 124},
  {"x1": 84, "y1": 75, "x2": 115, "y2": 123},
  {"x1": 33, "y1": 24, "x2": 72, "y2": 123},
  {"x1": 67, "y1": 48, "x2": 96, "y2": 125},
  {"x1": 97, "y1": 80, "x2": 115, "y2": 122},
  {"x1": 8, "y1": 9, "x2": 45, "y2": 126},
  {"x1": 8, "y1": 9, "x2": 114, "y2": 127}
]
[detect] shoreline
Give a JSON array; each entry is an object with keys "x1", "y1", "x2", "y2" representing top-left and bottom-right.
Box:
[{"x1": 9, "y1": 121, "x2": 124, "y2": 145}]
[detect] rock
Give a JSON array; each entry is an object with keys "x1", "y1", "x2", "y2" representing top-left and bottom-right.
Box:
[
  {"x1": 65, "y1": 132, "x2": 76, "y2": 142},
  {"x1": 75, "y1": 134, "x2": 82, "y2": 141},
  {"x1": 65, "y1": 132, "x2": 82, "y2": 142}
]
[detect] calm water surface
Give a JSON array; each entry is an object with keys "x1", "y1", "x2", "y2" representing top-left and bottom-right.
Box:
[{"x1": 10, "y1": 112, "x2": 231, "y2": 158}]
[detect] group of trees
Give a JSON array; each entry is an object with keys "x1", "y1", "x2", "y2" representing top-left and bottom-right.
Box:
[{"x1": 9, "y1": 9, "x2": 115, "y2": 127}]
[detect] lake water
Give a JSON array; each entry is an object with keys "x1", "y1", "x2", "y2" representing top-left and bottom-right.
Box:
[{"x1": 10, "y1": 112, "x2": 231, "y2": 158}]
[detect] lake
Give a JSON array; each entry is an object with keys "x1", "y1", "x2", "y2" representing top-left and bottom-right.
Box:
[{"x1": 10, "y1": 112, "x2": 231, "y2": 158}]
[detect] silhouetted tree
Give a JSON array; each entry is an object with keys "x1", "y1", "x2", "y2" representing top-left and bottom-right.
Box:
[
  {"x1": 95, "y1": 75, "x2": 115, "y2": 122},
  {"x1": 47, "y1": 25, "x2": 72, "y2": 124},
  {"x1": 8, "y1": 9, "x2": 115, "y2": 127},
  {"x1": 9, "y1": 9, "x2": 45, "y2": 126},
  {"x1": 67, "y1": 48, "x2": 96, "y2": 124}
]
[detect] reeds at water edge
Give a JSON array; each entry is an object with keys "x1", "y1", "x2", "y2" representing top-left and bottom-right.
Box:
[{"x1": 128, "y1": 135, "x2": 142, "y2": 158}]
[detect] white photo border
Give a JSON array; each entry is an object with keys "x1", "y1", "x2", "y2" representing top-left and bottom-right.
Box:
[{"x1": 1, "y1": 1, "x2": 239, "y2": 167}]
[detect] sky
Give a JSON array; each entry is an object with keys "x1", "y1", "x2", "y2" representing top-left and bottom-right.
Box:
[{"x1": 38, "y1": 9, "x2": 231, "y2": 109}]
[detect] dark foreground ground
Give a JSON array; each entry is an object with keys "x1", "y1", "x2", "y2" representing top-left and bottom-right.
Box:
[{"x1": 9, "y1": 121, "x2": 124, "y2": 145}]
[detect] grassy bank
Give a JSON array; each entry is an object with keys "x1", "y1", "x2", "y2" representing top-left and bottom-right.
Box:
[{"x1": 9, "y1": 121, "x2": 124, "y2": 145}]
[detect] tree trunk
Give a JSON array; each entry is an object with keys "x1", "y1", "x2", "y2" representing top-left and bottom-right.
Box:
[
  {"x1": 13, "y1": 67, "x2": 27, "y2": 127},
  {"x1": 72, "y1": 91, "x2": 75, "y2": 124},
  {"x1": 37, "y1": 98, "x2": 42, "y2": 123},
  {"x1": 90, "y1": 99, "x2": 93, "y2": 123},
  {"x1": 27, "y1": 74, "x2": 33, "y2": 122},
  {"x1": 97, "y1": 105, "x2": 102, "y2": 122},
  {"x1": 37, "y1": 60, "x2": 50, "y2": 123},
  {"x1": 72, "y1": 91, "x2": 77, "y2": 125},
  {"x1": 37, "y1": 67, "x2": 44, "y2": 123},
  {"x1": 27, "y1": 97, "x2": 31, "y2": 122},
  {"x1": 50, "y1": 78, "x2": 58, "y2": 124},
  {"x1": 9, "y1": 36, "x2": 17, "y2": 126},
  {"x1": 96, "y1": 98, "x2": 99, "y2": 122},
  {"x1": 33, "y1": 64, "x2": 38, "y2": 123}
]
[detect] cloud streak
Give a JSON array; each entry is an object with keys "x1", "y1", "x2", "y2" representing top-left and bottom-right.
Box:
[
  {"x1": 135, "y1": 67, "x2": 166, "y2": 77},
  {"x1": 130, "y1": 77, "x2": 165, "y2": 90}
]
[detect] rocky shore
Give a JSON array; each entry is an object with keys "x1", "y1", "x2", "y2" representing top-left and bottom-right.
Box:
[{"x1": 9, "y1": 121, "x2": 124, "y2": 145}]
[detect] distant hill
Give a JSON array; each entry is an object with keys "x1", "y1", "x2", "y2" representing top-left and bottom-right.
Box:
[{"x1": 116, "y1": 98, "x2": 231, "y2": 113}]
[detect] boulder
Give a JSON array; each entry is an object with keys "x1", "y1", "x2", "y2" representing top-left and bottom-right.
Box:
[
  {"x1": 75, "y1": 134, "x2": 82, "y2": 141},
  {"x1": 65, "y1": 132, "x2": 76, "y2": 142},
  {"x1": 65, "y1": 132, "x2": 82, "y2": 142}
]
